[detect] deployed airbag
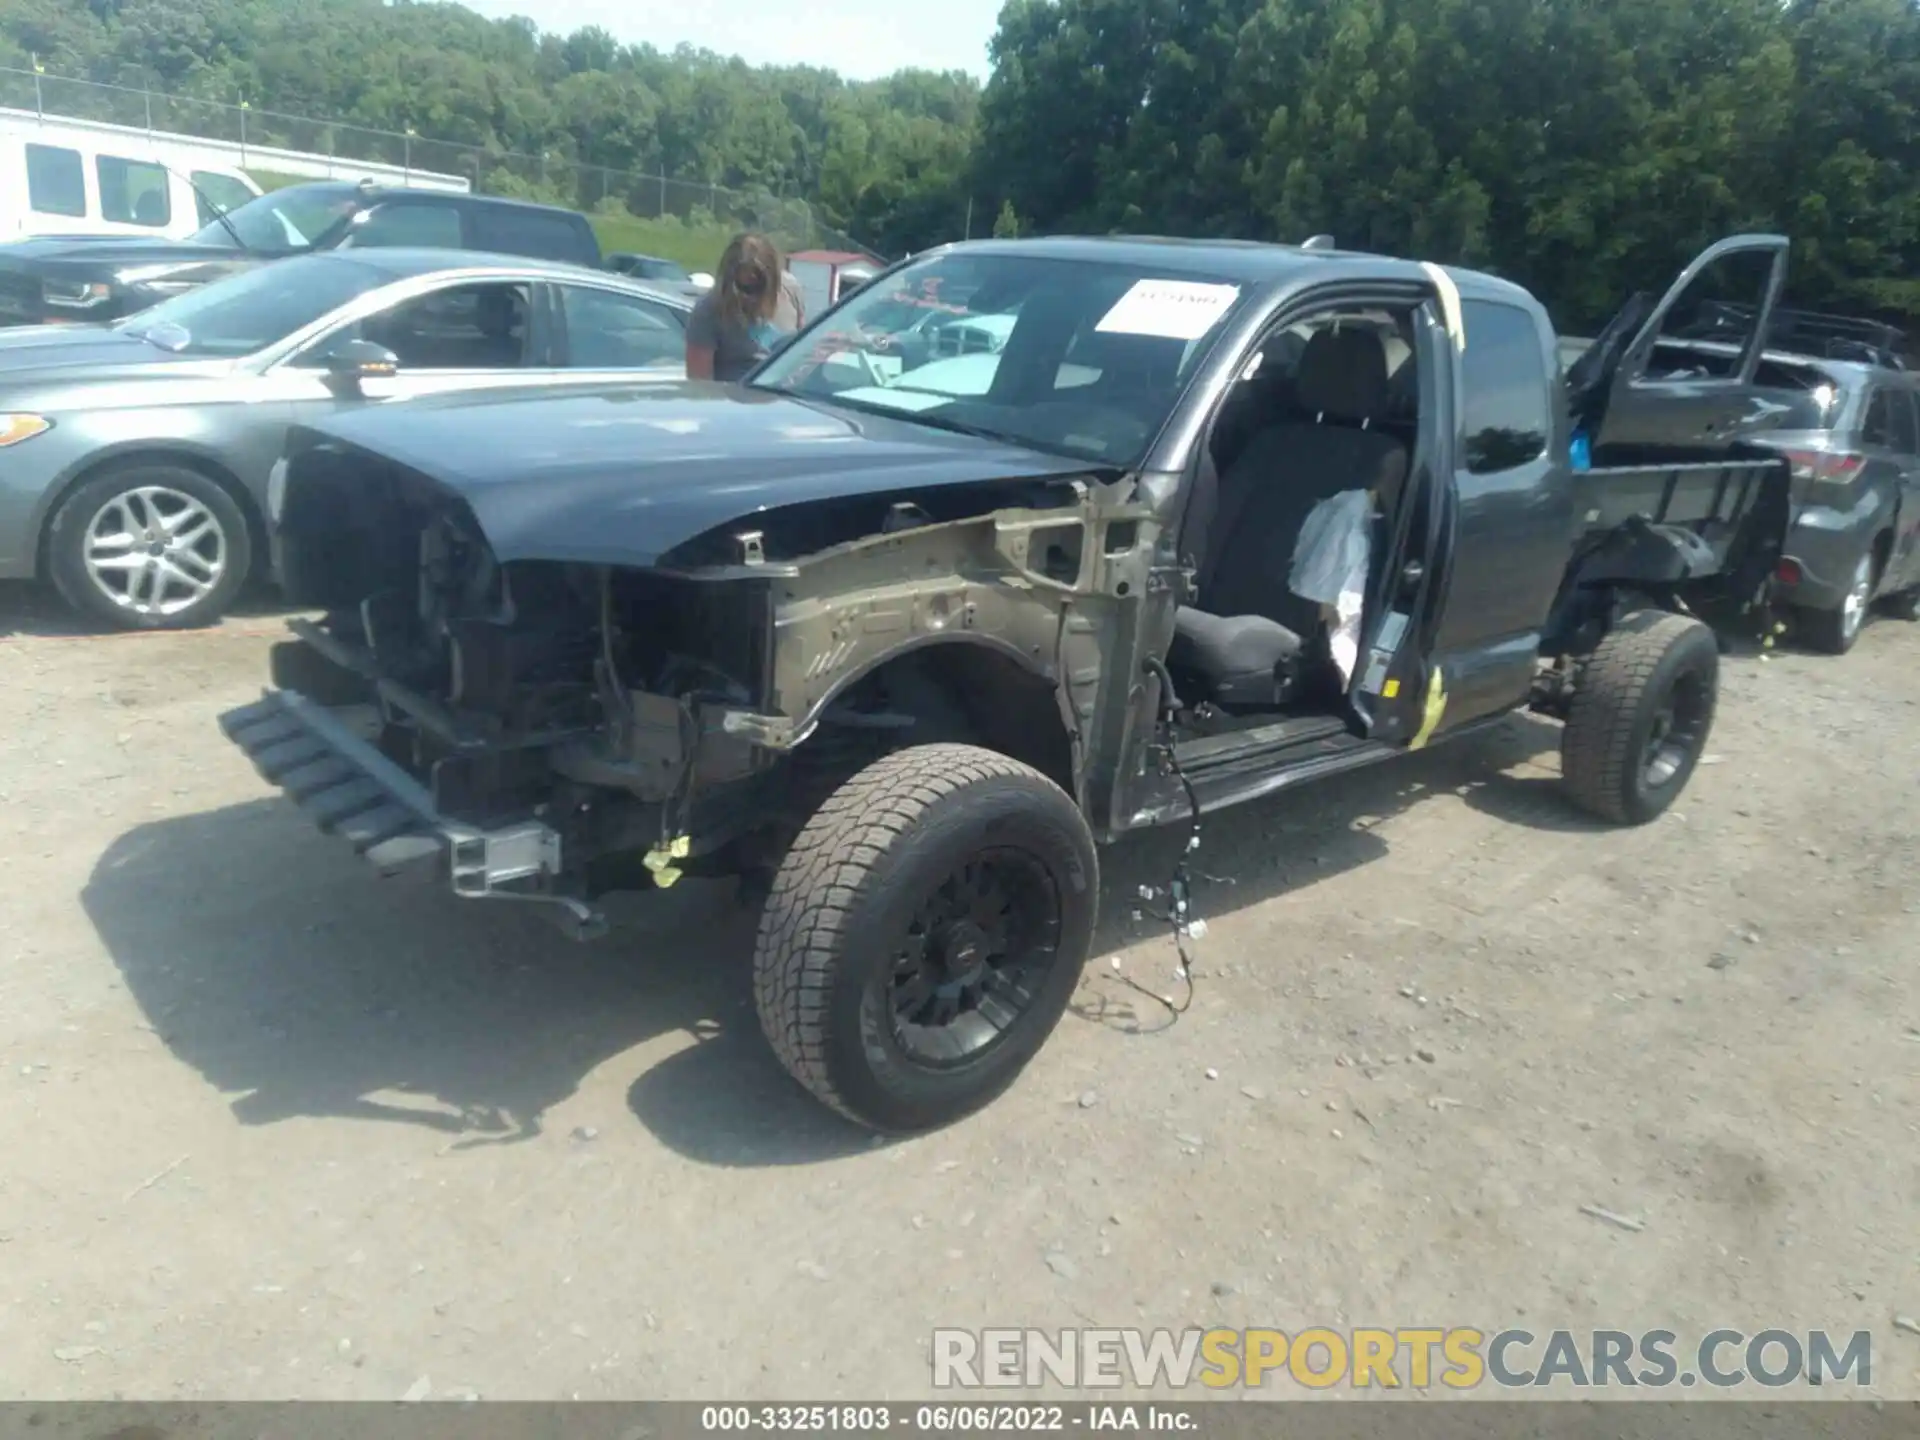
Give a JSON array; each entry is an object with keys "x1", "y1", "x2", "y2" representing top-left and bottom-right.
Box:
[{"x1": 1289, "y1": 488, "x2": 1373, "y2": 684}]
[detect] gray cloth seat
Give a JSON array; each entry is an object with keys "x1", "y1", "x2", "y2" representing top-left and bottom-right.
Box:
[
  {"x1": 1167, "y1": 609, "x2": 1308, "y2": 710},
  {"x1": 1169, "y1": 325, "x2": 1408, "y2": 710}
]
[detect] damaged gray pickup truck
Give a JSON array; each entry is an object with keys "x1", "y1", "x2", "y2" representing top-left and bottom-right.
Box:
[{"x1": 221, "y1": 234, "x2": 1791, "y2": 1132}]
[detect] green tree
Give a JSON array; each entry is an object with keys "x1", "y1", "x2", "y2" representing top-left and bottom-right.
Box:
[{"x1": 16, "y1": 0, "x2": 1920, "y2": 320}]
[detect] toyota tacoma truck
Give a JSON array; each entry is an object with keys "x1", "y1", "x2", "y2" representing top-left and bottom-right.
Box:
[{"x1": 219, "y1": 233, "x2": 1791, "y2": 1133}]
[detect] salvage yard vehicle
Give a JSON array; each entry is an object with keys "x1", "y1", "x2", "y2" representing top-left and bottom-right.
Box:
[
  {"x1": 1668, "y1": 306, "x2": 1920, "y2": 653},
  {"x1": 0, "y1": 250, "x2": 693, "y2": 630},
  {"x1": 0, "y1": 180, "x2": 604, "y2": 327},
  {"x1": 218, "y1": 234, "x2": 1791, "y2": 1134},
  {"x1": 1568, "y1": 247, "x2": 1920, "y2": 652}
]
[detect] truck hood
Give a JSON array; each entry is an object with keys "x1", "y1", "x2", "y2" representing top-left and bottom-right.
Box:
[
  {"x1": 286, "y1": 380, "x2": 1100, "y2": 568},
  {"x1": 0, "y1": 239, "x2": 262, "y2": 294}
]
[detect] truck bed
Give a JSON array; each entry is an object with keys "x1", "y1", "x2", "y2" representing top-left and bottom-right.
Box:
[
  {"x1": 1576, "y1": 455, "x2": 1787, "y2": 575},
  {"x1": 1536, "y1": 452, "x2": 1793, "y2": 652}
]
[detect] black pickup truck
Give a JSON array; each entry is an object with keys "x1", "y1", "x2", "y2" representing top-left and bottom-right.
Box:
[
  {"x1": 219, "y1": 233, "x2": 1791, "y2": 1133},
  {"x1": 0, "y1": 180, "x2": 603, "y2": 326}
]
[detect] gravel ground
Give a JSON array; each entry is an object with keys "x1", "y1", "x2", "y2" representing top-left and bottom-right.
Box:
[{"x1": 2, "y1": 579, "x2": 1917, "y2": 1402}]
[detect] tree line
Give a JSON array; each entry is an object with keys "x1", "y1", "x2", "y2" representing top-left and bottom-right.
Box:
[{"x1": 4, "y1": 0, "x2": 1919, "y2": 329}]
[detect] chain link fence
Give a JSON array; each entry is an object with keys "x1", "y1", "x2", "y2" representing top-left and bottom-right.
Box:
[{"x1": 0, "y1": 66, "x2": 879, "y2": 264}]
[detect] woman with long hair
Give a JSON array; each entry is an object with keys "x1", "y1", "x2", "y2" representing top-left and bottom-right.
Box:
[{"x1": 684, "y1": 232, "x2": 806, "y2": 382}]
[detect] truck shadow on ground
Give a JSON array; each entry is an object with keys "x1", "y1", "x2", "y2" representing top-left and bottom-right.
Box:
[{"x1": 82, "y1": 713, "x2": 1570, "y2": 1169}]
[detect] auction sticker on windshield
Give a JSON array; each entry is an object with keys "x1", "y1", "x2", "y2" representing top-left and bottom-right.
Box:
[{"x1": 1096, "y1": 280, "x2": 1240, "y2": 341}]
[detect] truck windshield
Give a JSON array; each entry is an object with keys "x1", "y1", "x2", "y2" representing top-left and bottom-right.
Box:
[
  {"x1": 751, "y1": 252, "x2": 1246, "y2": 467},
  {"x1": 189, "y1": 187, "x2": 360, "y2": 252}
]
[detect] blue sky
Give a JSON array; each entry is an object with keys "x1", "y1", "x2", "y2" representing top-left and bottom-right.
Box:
[{"x1": 456, "y1": 0, "x2": 1003, "y2": 81}]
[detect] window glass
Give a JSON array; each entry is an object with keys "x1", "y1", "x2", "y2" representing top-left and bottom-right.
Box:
[
  {"x1": 1460, "y1": 299, "x2": 1552, "y2": 474},
  {"x1": 97, "y1": 154, "x2": 171, "y2": 227},
  {"x1": 25, "y1": 145, "x2": 86, "y2": 217},
  {"x1": 1862, "y1": 390, "x2": 1895, "y2": 448},
  {"x1": 1895, "y1": 391, "x2": 1920, "y2": 456},
  {"x1": 755, "y1": 252, "x2": 1245, "y2": 467},
  {"x1": 356, "y1": 282, "x2": 532, "y2": 370},
  {"x1": 1750, "y1": 360, "x2": 1849, "y2": 432},
  {"x1": 345, "y1": 202, "x2": 464, "y2": 249},
  {"x1": 190, "y1": 185, "x2": 360, "y2": 250},
  {"x1": 559, "y1": 286, "x2": 685, "y2": 368},
  {"x1": 191, "y1": 171, "x2": 258, "y2": 226},
  {"x1": 472, "y1": 208, "x2": 591, "y2": 262},
  {"x1": 624, "y1": 256, "x2": 689, "y2": 282},
  {"x1": 116, "y1": 254, "x2": 391, "y2": 358}
]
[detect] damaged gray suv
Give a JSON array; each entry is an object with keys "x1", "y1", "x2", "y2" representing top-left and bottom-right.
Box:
[{"x1": 220, "y1": 235, "x2": 1790, "y2": 1132}]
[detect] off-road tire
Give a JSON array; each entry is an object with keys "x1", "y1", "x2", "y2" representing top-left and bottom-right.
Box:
[
  {"x1": 1801, "y1": 549, "x2": 1875, "y2": 655},
  {"x1": 1562, "y1": 610, "x2": 1719, "y2": 826},
  {"x1": 751, "y1": 743, "x2": 1098, "y2": 1134},
  {"x1": 47, "y1": 463, "x2": 252, "y2": 631}
]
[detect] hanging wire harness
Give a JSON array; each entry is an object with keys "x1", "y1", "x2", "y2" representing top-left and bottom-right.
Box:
[{"x1": 1122, "y1": 655, "x2": 1208, "y2": 1020}]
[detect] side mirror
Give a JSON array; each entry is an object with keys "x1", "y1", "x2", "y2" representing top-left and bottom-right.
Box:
[
  {"x1": 322, "y1": 338, "x2": 400, "y2": 394},
  {"x1": 689, "y1": 272, "x2": 715, "y2": 291}
]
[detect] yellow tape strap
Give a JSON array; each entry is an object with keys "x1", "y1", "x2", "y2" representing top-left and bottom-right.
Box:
[{"x1": 1409, "y1": 668, "x2": 1448, "y2": 750}]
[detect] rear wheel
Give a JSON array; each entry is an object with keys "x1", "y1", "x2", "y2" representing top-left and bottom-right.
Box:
[
  {"x1": 752, "y1": 743, "x2": 1098, "y2": 1133},
  {"x1": 1561, "y1": 610, "x2": 1719, "y2": 825},
  {"x1": 1802, "y1": 550, "x2": 1874, "y2": 655},
  {"x1": 47, "y1": 463, "x2": 251, "y2": 631}
]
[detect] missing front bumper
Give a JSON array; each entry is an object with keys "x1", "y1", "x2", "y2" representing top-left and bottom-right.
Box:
[{"x1": 217, "y1": 688, "x2": 605, "y2": 938}]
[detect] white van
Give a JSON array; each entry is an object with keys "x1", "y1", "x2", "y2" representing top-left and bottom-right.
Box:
[{"x1": 0, "y1": 127, "x2": 263, "y2": 242}]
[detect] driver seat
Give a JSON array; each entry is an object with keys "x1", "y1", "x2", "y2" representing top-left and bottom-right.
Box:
[{"x1": 1168, "y1": 324, "x2": 1406, "y2": 710}]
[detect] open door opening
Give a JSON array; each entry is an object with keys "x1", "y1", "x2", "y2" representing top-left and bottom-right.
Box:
[{"x1": 1165, "y1": 298, "x2": 1444, "y2": 777}]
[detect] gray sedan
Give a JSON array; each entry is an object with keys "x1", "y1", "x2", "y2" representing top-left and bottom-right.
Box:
[{"x1": 0, "y1": 249, "x2": 693, "y2": 629}]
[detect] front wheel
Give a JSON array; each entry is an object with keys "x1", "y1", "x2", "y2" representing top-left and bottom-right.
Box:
[
  {"x1": 752, "y1": 743, "x2": 1098, "y2": 1133},
  {"x1": 1561, "y1": 611, "x2": 1719, "y2": 825},
  {"x1": 1801, "y1": 550, "x2": 1875, "y2": 655},
  {"x1": 46, "y1": 464, "x2": 252, "y2": 631}
]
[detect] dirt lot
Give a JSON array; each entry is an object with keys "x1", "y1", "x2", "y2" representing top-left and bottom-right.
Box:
[{"x1": 2, "y1": 579, "x2": 1918, "y2": 1403}]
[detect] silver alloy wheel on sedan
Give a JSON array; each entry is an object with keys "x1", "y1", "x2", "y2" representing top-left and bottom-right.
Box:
[
  {"x1": 1838, "y1": 552, "x2": 1872, "y2": 647},
  {"x1": 82, "y1": 484, "x2": 228, "y2": 618}
]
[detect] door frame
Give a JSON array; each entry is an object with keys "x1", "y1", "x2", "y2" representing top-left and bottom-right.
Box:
[
  {"x1": 1162, "y1": 277, "x2": 1456, "y2": 744},
  {"x1": 1609, "y1": 233, "x2": 1790, "y2": 406},
  {"x1": 1350, "y1": 296, "x2": 1459, "y2": 746}
]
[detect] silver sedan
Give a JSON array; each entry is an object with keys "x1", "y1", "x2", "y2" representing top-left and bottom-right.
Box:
[{"x1": 0, "y1": 249, "x2": 693, "y2": 629}]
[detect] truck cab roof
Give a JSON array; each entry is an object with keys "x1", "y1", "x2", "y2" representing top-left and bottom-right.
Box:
[{"x1": 933, "y1": 234, "x2": 1540, "y2": 310}]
